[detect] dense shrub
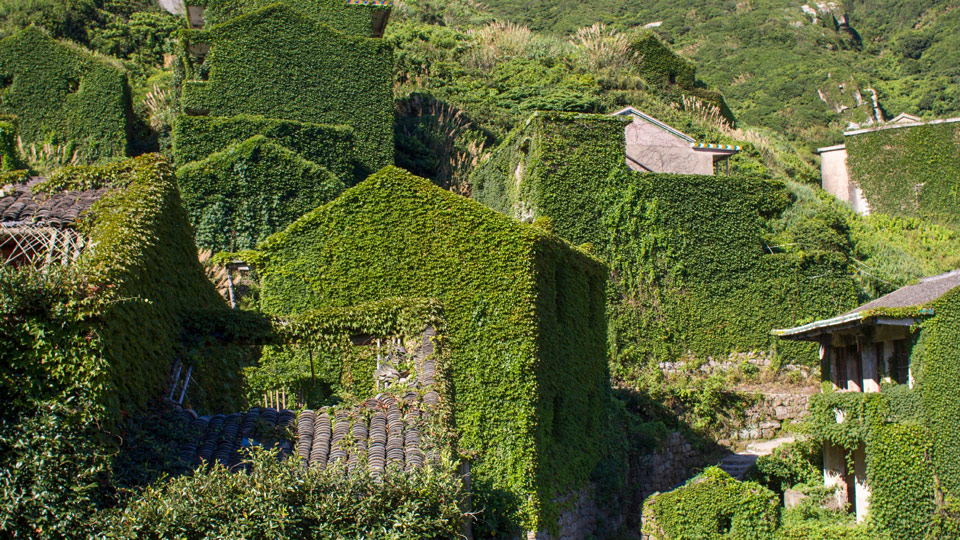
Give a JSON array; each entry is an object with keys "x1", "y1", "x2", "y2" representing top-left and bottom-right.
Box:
[
  {"x1": 0, "y1": 26, "x2": 130, "y2": 161},
  {"x1": 96, "y1": 447, "x2": 464, "y2": 540},
  {"x1": 177, "y1": 135, "x2": 346, "y2": 252},
  {"x1": 642, "y1": 467, "x2": 780, "y2": 540},
  {"x1": 748, "y1": 438, "x2": 822, "y2": 496},
  {"x1": 179, "y1": 3, "x2": 394, "y2": 176},
  {"x1": 247, "y1": 166, "x2": 609, "y2": 533},
  {"x1": 0, "y1": 399, "x2": 111, "y2": 540}
]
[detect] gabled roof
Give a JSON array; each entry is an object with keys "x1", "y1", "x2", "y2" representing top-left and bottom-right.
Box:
[
  {"x1": 613, "y1": 106, "x2": 741, "y2": 152},
  {"x1": 613, "y1": 107, "x2": 695, "y2": 143},
  {"x1": 773, "y1": 269, "x2": 960, "y2": 339},
  {"x1": 0, "y1": 179, "x2": 108, "y2": 228}
]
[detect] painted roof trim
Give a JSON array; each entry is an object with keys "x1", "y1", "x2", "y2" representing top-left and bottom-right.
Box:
[
  {"x1": 346, "y1": 0, "x2": 393, "y2": 4},
  {"x1": 844, "y1": 116, "x2": 960, "y2": 136},
  {"x1": 816, "y1": 144, "x2": 846, "y2": 153},
  {"x1": 772, "y1": 309, "x2": 933, "y2": 339},
  {"x1": 612, "y1": 107, "x2": 696, "y2": 143},
  {"x1": 692, "y1": 142, "x2": 741, "y2": 152}
]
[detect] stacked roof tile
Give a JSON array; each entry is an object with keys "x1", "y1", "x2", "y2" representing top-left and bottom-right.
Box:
[
  {"x1": 167, "y1": 327, "x2": 445, "y2": 474},
  {"x1": 0, "y1": 180, "x2": 108, "y2": 228}
]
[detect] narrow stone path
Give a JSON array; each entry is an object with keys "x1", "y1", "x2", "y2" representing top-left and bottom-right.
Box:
[{"x1": 717, "y1": 436, "x2": 796, "y2": 480}]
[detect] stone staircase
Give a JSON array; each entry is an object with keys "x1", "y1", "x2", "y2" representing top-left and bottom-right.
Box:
[{"x1": 716, "y1": 436, "x2": 796, "y2": 480}]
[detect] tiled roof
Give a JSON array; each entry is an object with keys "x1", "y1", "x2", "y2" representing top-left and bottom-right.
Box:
[
  {"x1": 845, "y1": 269, "x2": 960, "y2": 314},
  {"x1": 0, "y1": 180, "x2": 108, "y2": 228},
  {"x1": 169, "y1": 389, "x2": 443, "y2": 474},
  {"x1": 167, "y1": 327, "x2": 445, "y2": 474}
]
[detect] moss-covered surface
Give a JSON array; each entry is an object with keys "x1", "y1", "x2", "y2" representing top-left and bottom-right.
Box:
[
  {"x1": 171, "y1": 115, "x2": 355, "y2": 180},
  {"x1": 0, "y1": 26, "x2": 130, "y2": 161},
  {"x1": 246, "y1": 166, "x2": 609, "y2": 533},
  {"x1": 472, "y1": 112, "x2": 859, "y2": 370},
  {"x1": 202, "y1": 0, "x2": 390, "y2": 37},
  {"x1": 846, "y1": 122, "x2": 960, "y2": 227},
  {"x1": 179, "y1": 3, "x2": 394, "y2": 176},
  {"x1": 38, "y1": 155, "x2": 238, "y2": 416},
  {"x1": 177, "y1": 135, "x2": 346, "y2": 252}
]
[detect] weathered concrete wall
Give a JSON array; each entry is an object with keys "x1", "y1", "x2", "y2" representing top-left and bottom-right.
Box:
[
  {"x1": 819, "y1": 145, "x2": 870, "y2": 215},
  {"x1": 625, "y1": 119, "x2": 713, "y2": 175}
]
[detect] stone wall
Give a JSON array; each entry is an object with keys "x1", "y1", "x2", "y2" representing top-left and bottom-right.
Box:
[
  {"x1": 718, "y1": 391, "x2": 811, "y2": 444},
  {"x1": 532, "y1": 432, "x2": 708, "y2": 540}
]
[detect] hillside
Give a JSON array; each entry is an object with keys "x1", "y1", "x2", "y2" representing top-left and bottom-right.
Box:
[{"x1": 458, "y1": 0, "x2": 960, "y2": 149}]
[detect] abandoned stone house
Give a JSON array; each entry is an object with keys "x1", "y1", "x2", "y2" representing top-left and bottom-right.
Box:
[
  {"x1": 773, "y1": 269, "x2": 960, "y2": 523},
  {"x1": 817, "y1": 114, "x2": 960, "y2": 215},
  {"x1": 612, "y1": 107, "x2": 740, "y2": 175}
]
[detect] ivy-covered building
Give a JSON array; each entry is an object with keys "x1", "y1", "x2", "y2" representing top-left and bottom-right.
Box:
[
  {"x1": 0, "y1": 26, "x2": 131, "y2": 161},
  {"x1": 774, "y1": 269, "x2": 960, "y2": 532},
  {"x1": 471, "y1": 111, "x2": 859, "y2": 370},
  {"x1": 176, "y1": 1, "x2": 394, "y2": 176},
  {"x1": 817, "y1": 115, "x2": 960, "y2": 223},
  {"x1": 246, "y1": 166, "x2": 610, "y2": 535},
  {"x1": 0, "y1": 155, "x2": 243, "y2": 420}
]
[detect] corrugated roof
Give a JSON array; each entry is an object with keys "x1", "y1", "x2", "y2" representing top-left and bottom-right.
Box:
[{"x1": 0, "y1": 180, "x2": 108, "y2": 228}]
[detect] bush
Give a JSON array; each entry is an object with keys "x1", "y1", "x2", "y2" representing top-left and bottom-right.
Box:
[
  {"x1": 96, "y1": 447, "x2": 465, "y2": 539},
  {"x1": 642, "y1": 467, "x2": 780, "y2": 540},
  {"x1": 748, "y1": 438, "x2": 822, "y2": 496}
]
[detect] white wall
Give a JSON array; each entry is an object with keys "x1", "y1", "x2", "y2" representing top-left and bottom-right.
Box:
[{"x1": 819, "y1": 146, "x2": 870, "y2": 215}]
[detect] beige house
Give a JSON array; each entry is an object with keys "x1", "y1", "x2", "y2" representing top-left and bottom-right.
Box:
[
  {"x1": 612, "y1": 107, "x2": 740, "y2": 175},
  {"x1": 773, "y1": 270, "x2": 960, "y2": 522}
]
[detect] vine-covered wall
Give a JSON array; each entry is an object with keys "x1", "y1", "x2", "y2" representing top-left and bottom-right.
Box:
[
  {"x1": 171, "y1": 115, "x2": 355, "y2": 180},
  {"x1": 202, "y1": 0, "x2": 389, "y2": 37},
  {"x1": 846, "y1": 122, "x2": 960, "y2": 227},
  {"x1": 919, "y1": 287, "x2": 960, "y2": 498},
  {"x1": 247, "y1": 166, "x2": 610, "y2": 534},
  {"x1": 472, "y1": 112, "x2": 859, "y2": 370},
  {"x1": 178, "y1": 3, "x2": 394, "y2": 176},
  {"x1": 42, "y1": 155, "x2": 235, "y2": 417},
  {"x1": 0, "y1": 26, "x2": 130, "y2": 161},
  {"x1": 177, "y1": 135, "x2": 346, "y2": 252}
]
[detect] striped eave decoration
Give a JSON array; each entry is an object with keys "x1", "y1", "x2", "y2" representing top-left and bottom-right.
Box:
[
  {"x1": 346, "y1": 0, "x2": 393, "y2": 5},
  {"x1": 693, "y1": 143, "x2": 741, "y2": 151}
]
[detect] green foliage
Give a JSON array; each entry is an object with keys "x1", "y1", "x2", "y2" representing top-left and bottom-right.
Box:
[
  {"x1": 846, "y1": 122, "x2": 960, "y2": 227},
  {"x1": 247, "y1": 166, "x2": 609, "y2": 533},
  {"x1": 171, "y1": 114, "x2": 356, "y2": 179},
  {"x1": 179, "y1": 3, "x2": 394, "y2": 176},
  {"x1": 177, "y1": 135, "x2": 346, "y2": 252},
  {"x1": 0, "y1": 26, "x2": 130, "y2": 162},
  {"x1": 748, "y1": 438, "x2": 823, "y2": 496},
  {"x1": 866, "y1": 422, "x2": 935, "y2": 540},
  {"x1": 0, "y1": 399, "x2": 110, "y2": 540},
  {"x1": 472, "y1": 112, "x2": 858, "y2": 369},
  {"x1": 0, "y1": 114, "x2": 17, "y2": 169},
  {"x1": 642, "y1": 467, "x2": 780, "y2": 540},
  {"x1": 42, "y1": 154, "x2": 234, "y2": 416},
  {"x1": 248, "y1": 297, "x2": 446, "y2": 406},
  {"x1": 630, "y1": 32, "x2": 695, "y2": 88},
  {"x1": 95, "y1": 447, "x2": 464, "y2": 539},
  {"x1": 918, "y1": 287, "x2": 960, "y2": 497},
  {"x1": 202, "y1": 0, "x2": 390, "y2": 37}
]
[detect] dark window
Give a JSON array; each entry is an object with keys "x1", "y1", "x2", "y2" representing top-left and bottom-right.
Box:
[
  {"x1": 893, "y1": 339, "x2": 910, "y2": 384},
  {"x1": 849, "y1": 345, "x2": 862, "y2": 390},
  {"x1": 835, "y1": 346, "x2": 848, "y2": 389}
]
